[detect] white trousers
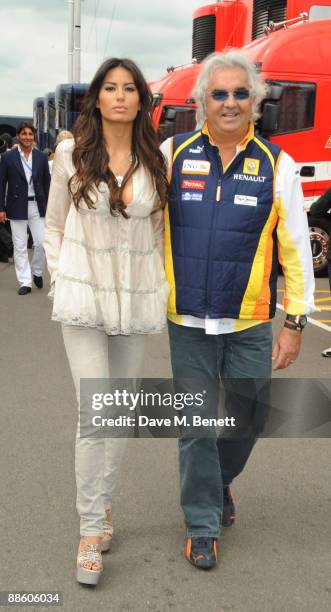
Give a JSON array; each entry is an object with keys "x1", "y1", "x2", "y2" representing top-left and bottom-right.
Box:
[
  {"x1": 10, "y1": 201, "x2": 45, "y2": 287},
  {"x1": 62, "y1": 325, "x2": 146, "y2": 536}
]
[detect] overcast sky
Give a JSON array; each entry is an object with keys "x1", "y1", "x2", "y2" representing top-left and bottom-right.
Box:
[{"x1": 0, "y1": 0, "x2": 206, "y2": 116}]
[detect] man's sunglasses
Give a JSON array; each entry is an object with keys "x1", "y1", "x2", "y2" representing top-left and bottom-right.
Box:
[{"x1": 209, "y1": 88, "x2": 251, "y2": 101}]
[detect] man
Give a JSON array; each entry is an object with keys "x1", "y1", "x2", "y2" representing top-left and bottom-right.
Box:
[
  {"x1": 161, "y1": 50, "x2": 315, "y2": 569},
  {"x1": 0, "y1": 132, "x2": 13, "y2": 153},
  {"x1": 310, "y1": 187, "x2": 331, "y2": 356},
  {"x1": 0, "y1": 122, "x2": 50, "y2": 294},
  {"x1": 0, "y1": 137, "x2": 8, "y2": 156},
  {"x1": 0, "y1": 133, "x2": 14, "y2": 262},
  {"x1": 0, "y1": 134, "x2": 13, "y2": 262}
]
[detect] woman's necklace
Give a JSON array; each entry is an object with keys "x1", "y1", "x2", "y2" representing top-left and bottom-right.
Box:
[{"x1": 108, "y1": 151, "x2": 133, "y2": 179}]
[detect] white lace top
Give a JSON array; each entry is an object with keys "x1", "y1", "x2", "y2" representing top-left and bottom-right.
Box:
[{"x1": 44, "y1": 139, "x2": 169, "y2": 335}]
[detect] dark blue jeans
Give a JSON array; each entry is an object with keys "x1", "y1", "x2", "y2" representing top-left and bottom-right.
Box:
[{"x1": 168, "y1": 320, "x2": 273, "y2": 538}]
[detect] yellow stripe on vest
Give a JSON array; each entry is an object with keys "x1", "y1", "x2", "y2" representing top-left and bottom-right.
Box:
[
  {"x1": 239, "y1": 205, "x2": 278, "y2": 319},
  {"x1": 173, "y1": 131, "x2": 202, "y2": 162},
  {"x1": 165, "y1": 131, "x2": 202, "y2": 316},
  {"x1": 253, "y1": 136, "x2": 275, "y2": 171},
  {"x1": 164, "y1": 203, "x2": 177, "y2": 314},
  {"x1": 240, "y1": 143, "x2": 279, "y2": 319}
]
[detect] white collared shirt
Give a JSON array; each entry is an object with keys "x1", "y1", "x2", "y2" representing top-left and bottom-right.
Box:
[{"x1": 18, "y1": 146, "x2": 35, "y2": 197}]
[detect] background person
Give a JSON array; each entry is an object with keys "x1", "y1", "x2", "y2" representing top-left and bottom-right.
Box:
[
  {"x1": 55, "y1": 130, "x2": 74, "y2": 147},
  {"x1": 44, "y1": 57, "x2": 168, "y2": 586},
  {"x1": 0, "y1": 134, "x2": 14, "y2": 262},
  {"x1": 43, "y1": 147, "x2": 54, "y2": 173},
  {"x1": 310, "y1": 187, "x2": 331, "y2": 356},
  {"x1": 0, "y1": 122, "x2": 50, "y2": 294},
  {"x1": 0, "y1": 206, "x2": 13, "y2": 262},
  {"x1": 0, "y1": 200, "x2": 13, "y2": 262},
  {"x1": 0, "y1": 133, "x2": 13, "y2": 156},
  {"x1": 161, "y1": 50, "x2": 315, "y2": 570},
  {"x1": 0, "y1": 138, "x2": 7, "y2": 157}
]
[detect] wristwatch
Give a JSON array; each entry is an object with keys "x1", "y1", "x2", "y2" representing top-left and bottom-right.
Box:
[{"x1": 284, "y1": 314, "x2": 307, "y2": 332}]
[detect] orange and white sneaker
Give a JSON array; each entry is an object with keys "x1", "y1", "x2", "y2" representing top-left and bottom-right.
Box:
[
  {"x1": 100, "y1": 508, "x2": 114, "y2": 553},
  {"x1": 186, "y1": 537, "x2": 219, "y2": 569}
]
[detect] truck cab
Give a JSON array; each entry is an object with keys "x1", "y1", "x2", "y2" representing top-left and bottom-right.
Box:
[
  {"x1": 44, "y1": 92, "x2": 56, "y2": 150},
  {"x1": 244, "y1": 17, "x2": 331, "y2": 274},
  {"x1": 33, "y1": 97, "x2": 45, "y2": 150},
  {"x1": 151, "y1": 2, "x2": 331, "y2": 274},
  {"x1": 55, "y1": 83, "x2": 88, "y2": 134},
  {"x1": 151, "y1": 64, "x2": 200, "y2": 141}
]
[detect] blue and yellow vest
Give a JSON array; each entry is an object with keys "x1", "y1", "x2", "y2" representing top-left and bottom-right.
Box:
[{"x1": 164, "y1": 125, "x2": 282, "y2": 320}]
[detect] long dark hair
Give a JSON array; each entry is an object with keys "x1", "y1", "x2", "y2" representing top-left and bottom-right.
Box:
[{"x1": 69, "y1": 58, "x2": 168, "y2": 217}]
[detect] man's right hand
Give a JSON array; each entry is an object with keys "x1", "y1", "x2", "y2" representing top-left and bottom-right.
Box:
[{"x1": 0, "y1": 212, "x2": 6, "y2": 223}]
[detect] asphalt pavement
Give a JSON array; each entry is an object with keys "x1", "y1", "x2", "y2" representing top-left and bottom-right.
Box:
[{"x1": 0, "y1": 260, "x2": 330, "y2": 612}]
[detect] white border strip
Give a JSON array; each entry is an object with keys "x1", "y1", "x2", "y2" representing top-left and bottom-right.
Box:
[{"x1": 276, "y1": 302, "x2": 331, "y2": 333}]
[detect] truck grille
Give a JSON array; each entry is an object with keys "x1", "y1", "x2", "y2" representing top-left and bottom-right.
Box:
[
  {"x1": 192, "y1": 15, "x2": 216, "y2": 62},
  {"x1": 252, "y1": 0, "x2": 286, "y2": 39}
]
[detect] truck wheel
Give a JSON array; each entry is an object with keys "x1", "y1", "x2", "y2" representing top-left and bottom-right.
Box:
[{"x1": 309, "y1": 218, "x2": 330, "y2": 276}]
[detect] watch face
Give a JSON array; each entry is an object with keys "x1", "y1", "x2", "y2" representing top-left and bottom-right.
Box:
[{"x1": 299, "y1": 315, "x2": 307, "y2": 328}]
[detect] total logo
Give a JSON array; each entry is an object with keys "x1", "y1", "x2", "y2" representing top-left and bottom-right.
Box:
[{"x1": 181, "y1": 179, "x2": 206, "y2": 190}]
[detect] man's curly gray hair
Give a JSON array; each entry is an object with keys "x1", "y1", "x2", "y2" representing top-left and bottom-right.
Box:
[{"x1": 193, "y1": 50, "x2": 268, "y2": 128}]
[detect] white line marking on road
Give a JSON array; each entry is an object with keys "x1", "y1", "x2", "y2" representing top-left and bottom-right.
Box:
[
  {"x1": 276, "y1": 303, "x2": 331, "y2": 333},
  {"x1": 315, "y1": 297, "x2": 331, "y2": 303}
]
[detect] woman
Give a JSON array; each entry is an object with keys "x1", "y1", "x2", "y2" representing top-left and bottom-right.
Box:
[
  {"x1": 42, "y1": 148, "x2": 55, "y2": 173},
  {"x1": 44, "y1": 58, "x2": 168, "y2": 585},
  {"x1": 55, "y1": 130, "x2": 74, "y2": 146}
]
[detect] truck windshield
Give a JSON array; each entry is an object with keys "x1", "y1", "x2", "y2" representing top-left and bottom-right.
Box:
[
  {"x1": 262, "y1": 81, "x2": 316, "y2": 135},
  {"x1": 48, "y1": 105, "x2": 56, "y2": 129},
  {"x1": 158, "y1": 106, "x2": 197, "y2": 142},
  {"x1": 75, "y1": 95, "x2": 85, "y2": 113}
]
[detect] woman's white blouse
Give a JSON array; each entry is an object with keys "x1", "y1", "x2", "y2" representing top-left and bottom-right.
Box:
[{"x1": 44, "y1": 139, "x2": 168, "y2": 335}]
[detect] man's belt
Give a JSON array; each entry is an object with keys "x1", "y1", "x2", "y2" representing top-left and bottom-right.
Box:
[{"x1": 28, "y1": 196, "x2": 36, "y2": 201}]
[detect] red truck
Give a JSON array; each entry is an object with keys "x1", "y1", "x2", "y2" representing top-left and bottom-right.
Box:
[{"x1": 151, "y1": 1, "x2": 331, "y2": 274}]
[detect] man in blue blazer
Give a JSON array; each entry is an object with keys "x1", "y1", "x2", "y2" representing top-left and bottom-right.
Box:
[{"x1": 0, "y1": 122, "x2": 51, "y2": 294}]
